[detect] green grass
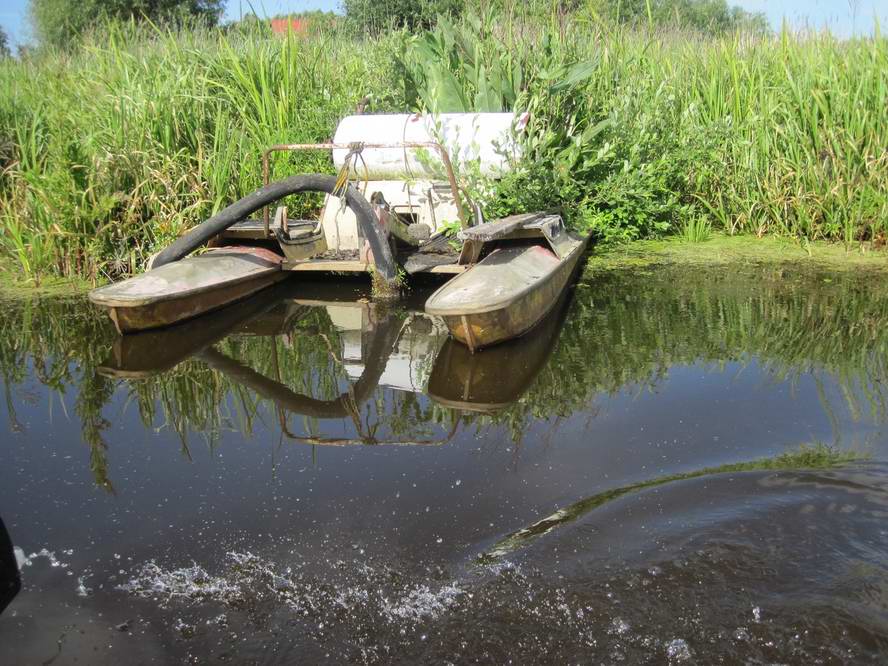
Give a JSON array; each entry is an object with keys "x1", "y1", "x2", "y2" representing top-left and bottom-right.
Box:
[
  {"x1": 0, "y1": 22, "x2": 400, "y2": 282},
  {"x1": 0, "y1": 257, "x2": 92, "y2": 296},
  {"x1": 678, "y1": 215, "x2": 712, "y2": 243},
  {"x1": 0, "y1": 12, "x2": 886, "y2": 282},
  {"x1": 584, "y1": 233, "x2": 888, "y2": 274}
]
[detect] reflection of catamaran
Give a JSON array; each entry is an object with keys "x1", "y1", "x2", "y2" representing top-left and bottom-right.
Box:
[
  {"x1": 88, "y1": 113, "x2": 589, "y2": 349},
  {"x1": 427, "y1": 292, "x2": 573, "y2": 412},
  {"x1": 99, "y1": 285, "x2": 575, "y2": 436}
]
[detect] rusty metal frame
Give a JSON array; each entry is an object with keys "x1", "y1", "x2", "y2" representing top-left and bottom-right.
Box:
[{"x1": 260, "y1": 141, "x2": 469, "y2": 236}]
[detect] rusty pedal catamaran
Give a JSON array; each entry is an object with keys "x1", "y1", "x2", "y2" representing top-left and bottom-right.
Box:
[{"x1": 88, "y1": 112, "x2": 590, "y2": 350}]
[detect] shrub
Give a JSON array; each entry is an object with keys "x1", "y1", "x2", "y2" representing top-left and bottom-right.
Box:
[{"x1": 343, "y1": 0, "x2": 465, "y2": 34}]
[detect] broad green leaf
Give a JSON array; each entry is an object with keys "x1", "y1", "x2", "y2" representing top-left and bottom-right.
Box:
[
  {"x1": 428, "y1": 65, "x2": 467, "y2": 113},
  {"x1": 474, "y1": 65, "x2": 501, "y2": 112},
  {"x1": 551, "y1": 58, "x2": 599, "y2": 92},
  {"x1": 581, "y1": 117, "x2": 614, "y2": 143}
]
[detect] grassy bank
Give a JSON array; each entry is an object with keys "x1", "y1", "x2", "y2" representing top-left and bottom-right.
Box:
[
  {"x1": 583, "y1": 233, "x2": 888, "y2": 275},
  {"x1": 0, "y1": 11, "x2": 886, "y2": 282}
]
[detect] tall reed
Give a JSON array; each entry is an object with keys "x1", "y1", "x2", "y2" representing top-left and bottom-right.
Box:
[
  {"x1": 0, "y1": 13, "x2": 885, "y2": 282},
  {"x1": 0, "y1": 22, "x2": 398, "y2": 281}
]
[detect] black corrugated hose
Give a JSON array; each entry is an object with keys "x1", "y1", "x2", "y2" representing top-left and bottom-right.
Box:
[{"x1": 151, "y1": 174, "x2": 397, "y2": 285}]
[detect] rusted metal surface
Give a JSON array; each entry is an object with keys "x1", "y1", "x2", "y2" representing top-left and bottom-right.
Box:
[
  {"x1": 426, "y1": 292, "x2": 571, "y2": 412},
  {"x1": 425, "y1": 216, "x2": 590, "y2": 350},
  {"x1": 89, "y1": 247, "x2": 287, "y2": 334},
  {"x1": 104, "y1": 272, "x2": 289, "y2": 335},
  {"x1": 273, "y1": 208, "x2": 328, "y2": 262},
  {"x1": 261, "y1": 141, "x2": 468, "y2": 233},
  {"x1": 97, "y1": 284, "x2": 295, "y2": 378}
]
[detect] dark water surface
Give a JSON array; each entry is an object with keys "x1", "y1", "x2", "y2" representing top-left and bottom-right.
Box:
[{"x1": 2, "y1": 264, "x2": 888, "y2": 664}]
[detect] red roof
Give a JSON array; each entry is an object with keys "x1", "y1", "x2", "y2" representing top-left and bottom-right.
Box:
[{"x1": 270, "y1": 18, "x2": 307, "y2": 35}]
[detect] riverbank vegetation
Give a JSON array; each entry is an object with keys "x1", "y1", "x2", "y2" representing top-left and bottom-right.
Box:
[
  {"x1": 0, "y1": 0, "x2": 886, "y2": 283},
  {"x1": 583, "y1": 233, "x2": 888, "y2": 275}
]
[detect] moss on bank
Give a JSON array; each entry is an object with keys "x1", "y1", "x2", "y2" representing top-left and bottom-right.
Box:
[
  {"x1": 0, "y1": 259, "x2": 92, "y2": 299},
  {"x1": 3, "y1": 232, "x2": 888, "y2": 298},
  {"x1": 584, "y1": 234, "x2": 888, "y2": 276}
]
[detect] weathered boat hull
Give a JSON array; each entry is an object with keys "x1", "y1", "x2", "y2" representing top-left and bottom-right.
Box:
[
  {"x1": 98, "y1": 282, "x2": 298, "y2": 379},
  {"x1": 89, "y1": 247, "x2": 288, "y2": 334},
  {"x1": 427, "y1": 290, "x2": 573, "y2": 411},
  {"x1": 426, "y1": 232, "x2": 590, "y2": 351}
]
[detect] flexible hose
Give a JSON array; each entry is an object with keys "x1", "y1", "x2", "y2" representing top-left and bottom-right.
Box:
[{"x1": 151, "y1": 174, "x2": 397, "y2": 283}]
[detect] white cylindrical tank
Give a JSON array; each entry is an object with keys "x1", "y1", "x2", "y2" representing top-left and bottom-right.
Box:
[{"x1": 332, "y1": 113, "x2": 525, "y2": 179}]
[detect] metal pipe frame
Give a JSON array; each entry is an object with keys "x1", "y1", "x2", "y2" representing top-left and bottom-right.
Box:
[{"x1": 261, "y1": 141, "x2": 469, "y2": 236}]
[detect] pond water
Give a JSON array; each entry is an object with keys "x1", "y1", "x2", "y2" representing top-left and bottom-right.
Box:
[{"x1": 2, "y1": 263, "x2": 888, "y2": 664}]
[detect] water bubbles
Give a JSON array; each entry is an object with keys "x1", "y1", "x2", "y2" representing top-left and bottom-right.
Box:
[
  {"x1": 610, "y1": 617, "x2": 630, "y2": 635},
  {"x1": 18, "y1": 548, "x2": 69, "y2": 570},
  {"x1": 118, "y1": 560, "x2": 240, "y2": 602},
  {"x1": 174, "y1": 618, "x2": 196, "y2": 639},
  {"x1": 76, "y1": 575, "x2": 93, "y2": 597},
  {"x1": 382, "y1": 584, "x2": 463, "y2": 623},
  {"x1": 752, "y1": 606, "x2": 762, "y2": 622},
  {"x1": 665, "y1": 638, "x2": 692, "y2": 662}
]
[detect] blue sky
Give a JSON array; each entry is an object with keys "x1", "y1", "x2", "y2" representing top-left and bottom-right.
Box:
[{"x1": 1, "y1": 1, "x2": 886, "y2": 49}]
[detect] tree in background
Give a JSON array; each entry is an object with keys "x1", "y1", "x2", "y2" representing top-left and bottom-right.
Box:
[
  {"x1": 586, "y1": 0, "x2": 768, "y2": 34},
  {"x1": 29, "y1": 0, "x2": 224, "y2": 48},
  {"x1": 343, "y1": 0, "x2": 465, "y2": 34},
  {"x1": 0, "y1": 27, "x2": 10, "y2": 58},
  {"x1": 343, "y1": 0, "x2": 768, "y2": 36}
]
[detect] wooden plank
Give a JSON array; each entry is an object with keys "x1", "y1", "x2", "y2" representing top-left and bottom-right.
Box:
[
  {"x1": 458, "y1": 212, "x2": 549, "y2": 243},
  {"x1": 284, "y1": 260, "x2": 370, "y2": 273},
  {"x1": 403, "y1": 252, "x2": 459, "y2": 275},
  {"x1": 423, "y1": 264, "x2": 466, "y2": 274}
]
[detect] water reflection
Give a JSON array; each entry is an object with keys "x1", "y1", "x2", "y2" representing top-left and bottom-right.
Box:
[
  {"x1": 428, "y1": 293, "x2": 571, "y2": 412},
  {"x1": 2, "y1": 266, "x2": 888, "y2": 488},
  {"x1": 3, "y1": 265, "x2": 888, "y2": 663},
  {"x1": 96, "y1": 281, "x2": 560, "y2": 445}
]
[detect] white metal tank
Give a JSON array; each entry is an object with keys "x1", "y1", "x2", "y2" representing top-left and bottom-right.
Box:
[{"x1": 332, "y1": 113, "x2": 525, "y2": 179}]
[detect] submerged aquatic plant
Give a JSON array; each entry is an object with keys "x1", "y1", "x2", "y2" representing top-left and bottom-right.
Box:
[{"x1": 478, "y1": 443, "x2": 865, "y2": 563}]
